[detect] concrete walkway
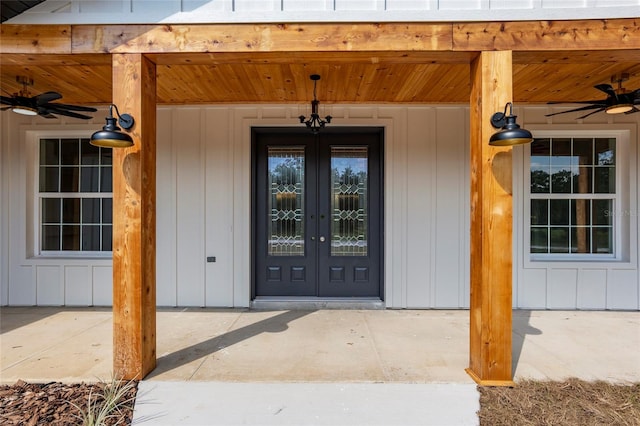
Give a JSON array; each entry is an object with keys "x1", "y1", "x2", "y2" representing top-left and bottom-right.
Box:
[{"x1": 2, "y1": 308, "x2": 639, "y2": 425}]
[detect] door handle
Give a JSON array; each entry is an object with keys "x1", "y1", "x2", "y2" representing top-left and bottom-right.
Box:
[
  {"x1": 319, "y1": 236, "x2": 326, "y2": 242},
  {"x1": 311, "y1": 236, "x2": 316, "y2": 241}
]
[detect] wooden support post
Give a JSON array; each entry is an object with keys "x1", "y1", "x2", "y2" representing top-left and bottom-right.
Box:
[
  {"x1": 466, "y1": 50, "x2": 515, "y2": 386},
  {"x1": 112, "y1": 53, "x2": 157, "y2": 380}
]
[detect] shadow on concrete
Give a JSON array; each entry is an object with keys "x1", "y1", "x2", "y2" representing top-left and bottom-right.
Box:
[
  {"x1": 0, "y1": 307, "x2": 111, "y2": 334},
  {"x1": 147, "y1": 310, "x2": 315, "y2": 378},
  {"x1": 512, "y1": 309, "x2": 542, "y2": 373}
]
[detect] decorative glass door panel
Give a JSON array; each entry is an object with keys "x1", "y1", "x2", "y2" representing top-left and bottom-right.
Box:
[
  {"x1": 268, "y1": 146, "x2": 305, "y2": 256},
  {"x1": 254, "y1": 128, "x2": 382, "y2": 298},
  {"x1": 331, "y1": 147, "x2": 368, "y2": 256}
]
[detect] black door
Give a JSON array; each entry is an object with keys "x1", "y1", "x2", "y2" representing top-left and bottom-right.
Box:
[{"x1": 253, "y1": 127, "x2": 383, "y2": 298}]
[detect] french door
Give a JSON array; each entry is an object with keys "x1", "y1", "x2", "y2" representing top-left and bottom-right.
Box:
[{"x1": 253, "y1": 127, "x2": 383, "y2": 298}]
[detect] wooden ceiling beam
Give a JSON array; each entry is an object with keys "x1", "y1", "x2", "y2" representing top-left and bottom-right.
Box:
[
  {"x1": 454, "y1": 19, "x2": 640, "y2": 51},
  {"x1": 0, "y1": 25, "x2": 72, "y2": 54},
  {"x1": 71, "y1": 23, "x2": 453, "y2": 54}
]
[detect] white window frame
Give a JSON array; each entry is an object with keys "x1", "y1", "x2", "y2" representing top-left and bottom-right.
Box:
[
  {"x1": 27, "y1": 129, "x2": 113, "y2": 259},
  {"x1": 523, "y1": 127, "x2": 634, "y2": 266}
]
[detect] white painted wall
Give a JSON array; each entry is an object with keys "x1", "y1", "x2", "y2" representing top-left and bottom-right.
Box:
[
  {"x1": 1, "y1": 104, "x2": 638, "y2": 309},
  {"x1": 6, "y1": 0, "x2": 639, "y2": 24}
]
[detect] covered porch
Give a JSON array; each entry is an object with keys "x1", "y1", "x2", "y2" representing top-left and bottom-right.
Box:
[{"x1": 1, "y1": 20, "x2": 639, "y2": 385}]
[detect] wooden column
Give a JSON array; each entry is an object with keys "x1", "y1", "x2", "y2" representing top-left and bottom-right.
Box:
[
  {"x1": 466, "y1": 50, "x2": 514, "y2": 386},
  {"x1": 112, "y1": 53, "x2": 157, "y2": 380}
]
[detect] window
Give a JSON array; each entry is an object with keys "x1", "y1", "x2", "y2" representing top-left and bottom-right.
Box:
[
  {"x1": 529, "y1": 136, "x2": 616, "y2": 258},
  {"x1": 38, "y1": 137, "x2": 112, "y2": 253}
]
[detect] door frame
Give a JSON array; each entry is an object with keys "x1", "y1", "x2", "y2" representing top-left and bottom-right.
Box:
[{"x1": 250, "y1": 126, "x2": 385, "y2": 301}]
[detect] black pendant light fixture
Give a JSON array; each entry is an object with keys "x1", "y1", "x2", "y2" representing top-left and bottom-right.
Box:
[
  {"x1": 489, "y1": 102, "x2": 533, "y2": 146},
  {"x1": 90, "y1": 104, "x2": 135, "y2": 148},
  {"x1": 299, "y1": 74, "x2": 331, "y2": 134}
]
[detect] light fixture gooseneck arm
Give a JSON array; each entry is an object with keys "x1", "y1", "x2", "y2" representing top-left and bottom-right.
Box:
[{"x1": 109, "y1": 104, "x2": 135, "y2": 130}]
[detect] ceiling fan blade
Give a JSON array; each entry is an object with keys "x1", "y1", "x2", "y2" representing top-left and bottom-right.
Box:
[
  {"x1": 545, "y1": 104, "x2": 604, "y2": 117},
  {"x1": 43, "y1": 102, "x2": 98, "y2": 112},
  {"x1": 35, "y1": 91, "x2": 62, "y2": 105},
  {"x1": 40, "y1": 108, "x2": 93, "y2": 120},
  {"x1": 594, "y1": 84, "x2": 617, "y2": 98},
  {"x1": 0, "y1": 95, "x2": 17, "y2": 106},
  {"x1": 576, "y1": 108, "x2": 606, "y2": 119}
]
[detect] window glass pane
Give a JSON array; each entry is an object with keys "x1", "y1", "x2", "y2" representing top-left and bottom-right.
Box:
[
  {"x1": 81, "y1": 142, "x2": 100, "y2": 165},
  {"x1": 530, "y1": 228, "x2": 548, "y2": 253},
  {"x1": 82, "y1": 225, "x2": 101, "y2": 251},
  {"x1": 592, "y1": 199, "x2": 613, "y2": 226},
  {"x1": 102, "y1": 198, "x2": 112, "y2": 224},
  {"x1": 571, "y1": 199, "x2": 591, "y2": 226},
  {"x1": 594, "y1": 167, "x2": 615, "y2": 193},
  {"x1": 551, "y1": 167, "x2": 571, "y2": 193},
  {"x1": 550, "y1": 199, "x2": 569, "y2": 225},
  {"x1": 60, "y1": 139, "x2": 80, "y2": 165},
  {"x1": 268, "y1": 146, "x2": 305, "y2": 256},
  {"x1": 101, "y1": 168, "x2": 112, "y2": 193},
  {"x1": 595, "y1": 138, "x2": 615, "y2": 165},
  {"x1": 572, "y1": 138, "x2": 593, "y2": 166},
  {"x1": 530, "y1": 139, "x2": 550, "y2": 193},
  {"x1": 40, "y1": 167, "x2": 59, "y2": 192},
  {"x1": 550, "y1": 227, "x2": 569, "y2": 253},
  {"x1": 100, "y1": 148, "x2": 112, "y2": 165},
  {"x1": 42, "y1": 225, "x2": 61, "y2": 250},
  {"x1": 102, "y1": 225, "x2": 112, "y2": 251},
  {"x1": 551, "y1": 138, "x2": 572, "y2": 165},
  {"x1": 82, "y1": 198, "x2": 101, "y2": 224},
  {"x1": 60, "y1": 167, "x2": 79, "y2": 192},
  {"x1": 571, "y1": 227, "x2": 591, "y2": 254},
  {"x1": 62, "y1": 225, "x2": 80, "y2": 250},
  {"x1": 40, "y1": 139, "x2": 59, "y2": 165},
  {"x1": 331, "y1": 146, "x2": 368, "y2": 257},
  {"x1": 530, "y1": 199, "x2": 548, "y2": 225},
  {"x1": 81, "y1": 167, "x2": 100, "y2": 192},
  {"x1": 592, "y1": 227, "x2": 613, "y2": 254},
  {"x1": 572, "y1": 166, "x2": 592, "y2": 194},
  {"x1": 62, "y1": 198, "x2": 80, "y2": 223},
  {"x1": 42, "y1": 198, "x2": 61, "y2": 223}
]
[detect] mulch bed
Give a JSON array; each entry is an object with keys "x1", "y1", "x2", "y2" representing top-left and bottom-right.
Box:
[
  {"x1": 479, "y1": 379, "x2": 640, "y2": 426},
  {"x1": 0, "y1": 380, "x2": 137, "y2": 426}
]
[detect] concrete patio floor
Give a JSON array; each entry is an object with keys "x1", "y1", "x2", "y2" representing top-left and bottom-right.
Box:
[
  {"x1": 1, "y1": 308, "x2": 639, "y2": 425},
  {"x1": 1, "y1": 307, "x2": 638, "y2": 384}
]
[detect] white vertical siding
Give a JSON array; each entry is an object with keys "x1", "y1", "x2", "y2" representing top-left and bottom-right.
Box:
[
  {"x1": 92, "y1": 266, "x2": 112, "y2": 305},
  {"x1": 204, "y1": 107, "x2": 234, "y2": 306},
  {"x1": 156, "y1": 108, "x2": 178, "y2": 306},
  {"x1": 64, "y1": 265, "x2": 91, "y2": 306},
  {"x1": 406, "y1": 108, "x2": 435, "y2": 307},
  {"x1": 7, "y1": 0, "x2": 639, "y2": 24},
  {"x1": 175, "y1": 108, "x2": 206, "y2": 305},
  {"x1": 434, "y1": 108, "x2": 468, "y2": 308},
  {"x1": 1, "y1": 103, "x2": 638, "y2": 310}
]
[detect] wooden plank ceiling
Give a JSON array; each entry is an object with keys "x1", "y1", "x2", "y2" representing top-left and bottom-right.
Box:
[{"x1": 2, "y1": 50, "x2": 639, "y2": 107}]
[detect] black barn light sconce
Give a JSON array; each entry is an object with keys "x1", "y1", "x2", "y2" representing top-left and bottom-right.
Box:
[
  {"x1": 90, "y1": 104, "x2": 135, "y2": 148},
  {"x1": 299, "y1": 74, "x2": 332, "y2": 134},
  {"x1": 489, "y1": 102, "x2": 533, "y2": 146}
]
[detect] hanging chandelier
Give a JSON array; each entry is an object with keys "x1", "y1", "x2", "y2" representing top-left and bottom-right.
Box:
[{"x1": 299, "y1": 74, "x2": 331, "y2": 133}]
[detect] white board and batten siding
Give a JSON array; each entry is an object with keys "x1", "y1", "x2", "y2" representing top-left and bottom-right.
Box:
[
  {"x1": 5, "y1": 0, "x2": 640, "y2": 24},
  {"x1": 0, "y1": 104, "x2": 638, "y2": 310}
]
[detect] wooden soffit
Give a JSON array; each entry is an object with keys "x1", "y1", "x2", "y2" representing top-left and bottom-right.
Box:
[{"x1": 1, "y1": 20, "x2": 639, "y2": 105}]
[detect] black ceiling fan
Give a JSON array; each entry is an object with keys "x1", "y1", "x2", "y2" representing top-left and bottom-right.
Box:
[
  {"x1": 1, "y1": 76, "x2": 97, "y2": 119},
  {"x1": 545, "y1": 73, "x2": 640, "y2": 119}
]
